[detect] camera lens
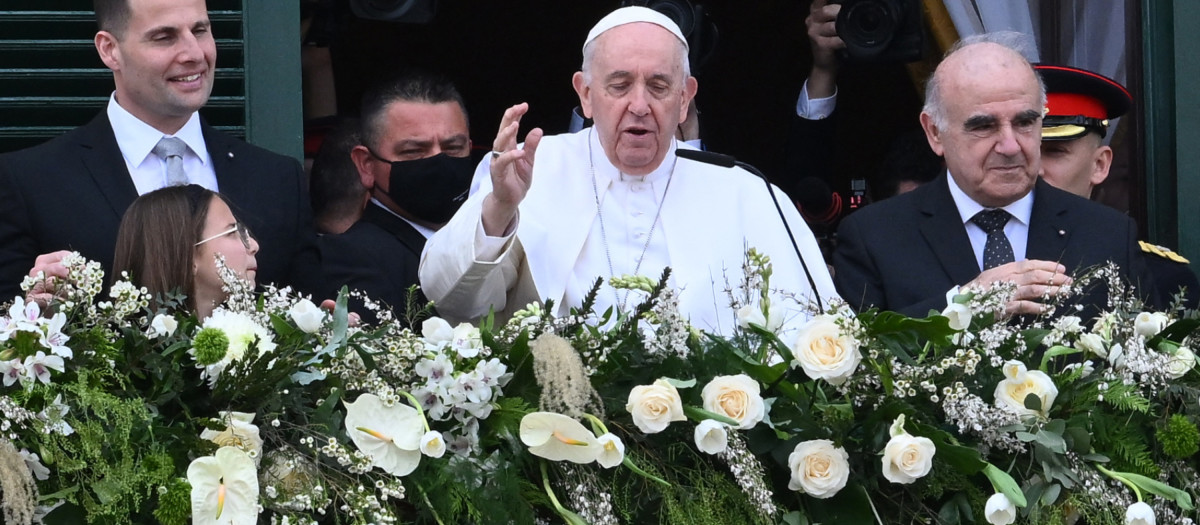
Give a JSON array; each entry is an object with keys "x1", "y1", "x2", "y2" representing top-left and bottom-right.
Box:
[{"x1": 837, "y1": 0, "x2": 902, "y2": 58}]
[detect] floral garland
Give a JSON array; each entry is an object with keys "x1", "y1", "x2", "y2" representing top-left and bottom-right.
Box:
[{"x1": 0, "y1": 251, "x2": 1196, "y2": 525}]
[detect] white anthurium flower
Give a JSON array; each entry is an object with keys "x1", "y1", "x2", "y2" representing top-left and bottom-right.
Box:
[
  {"x1": 344, "y1": 394, "x2": 425, "y2": 476},
  {"x1": 188, "y1": 446, "x2": 259, "y2": 525},
  {"x1": 880, "y1": 414, "x2": 936, "y2": 484},
  {"x1": 200, "y1": 411, "x2": 263, "y2": 465},
  {"x1": 420, "y1": 431, "x2": 446, "y2": 458},
  {"x1": 596, "y1": 433, "x2": 625, "y2": 469},
  {"x1": 985, "y1": 493, "x2": 1017, "y2": 525},
  {"x1": 701, "y1": 374, "x2": 765, "y2": 430},
  {"x1": 941, "y1": 302, "x2": 973, "y2": 331},
  {"x1": 450, "y1": 323, "x2": 483, "y2": 358},
  {"x1": 790, "y1": 315, "x2": 862, "y2": 386},
  {"x1": 625, "y1": 379, "x2": 687, "y2": 434},
  {"x1": 993, "y1": 360, "x2": 1058, "y2": 417},
  {"x1": 1134, "y1": 312, "x2": 1169, "y2": 339},
  {"x1": 1125, "y1": 501, "x2": 1156, "y2": 525},
  {"x1": 147, "y1": 313, "x2": 179, "y2": 339},
  {"x1": 1165, "y1": 346, "x2": 1196, "y2": 379},
  {"x1": 519, "y1": 412, "x2": 600, "y2": 464},
  {"x1": 421, "y1": 317, "x2": 455, "y2": 346},
  {"x1": 1076, "y1": 332, "x2": 1108, "y2": 358},
  {"x1": 288, "y1": 299, "x2": 326, "y2": 334},
  {"x1": 694, "y1": 419, "x2": 728, "y2": 455},
  {"x1": 787, "y1": 439, "x2": 850, "y2": 499}
]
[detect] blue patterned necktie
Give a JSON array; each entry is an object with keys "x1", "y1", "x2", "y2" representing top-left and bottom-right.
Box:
[{"x1": 972, "y1": 209, "x2": 1014, "y2": 270}]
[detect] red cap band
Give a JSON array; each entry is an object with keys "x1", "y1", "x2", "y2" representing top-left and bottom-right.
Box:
[{"x1": 1045, "y1": 92, "x2": 1106, "y2": 120}]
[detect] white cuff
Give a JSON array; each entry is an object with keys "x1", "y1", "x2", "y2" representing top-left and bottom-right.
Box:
[{"x1": 796, "y1": 79, "x2": 838, "y2": 120}]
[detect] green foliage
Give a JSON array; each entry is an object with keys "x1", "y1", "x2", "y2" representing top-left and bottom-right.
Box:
[
  {"x1": 1093, "y1": 412, "x2": 1159, "y2": 477},
  {"x1": 152, "y1": 478, "x2": 192, "y2": 525},
  {"x1": 1157, "y1": 414, "x2": 1200, "y2": 459},
  {"x1": 40, "y1": 371, "x2": 177, "y2": 524}
]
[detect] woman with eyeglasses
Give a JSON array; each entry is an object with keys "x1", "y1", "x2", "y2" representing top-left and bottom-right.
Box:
[{"x1": 113, "y1": 184, "x2": 259, "y2": 319}]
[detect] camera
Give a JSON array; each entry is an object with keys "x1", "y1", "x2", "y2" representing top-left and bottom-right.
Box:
[
  {"x1": 620, "y1": 0, "x2": 719, "y2": 75},
  {"x1": 835, "y1": 0, "x2": 923, "y2": 62}
]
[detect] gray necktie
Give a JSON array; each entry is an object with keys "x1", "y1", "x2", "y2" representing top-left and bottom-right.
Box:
[
  {"x1": 972, "y1": 209, "x2": 1015, "y2": 270},
  {"x1": 152, "y1": 136, "x2": 189, "y2": 186}
]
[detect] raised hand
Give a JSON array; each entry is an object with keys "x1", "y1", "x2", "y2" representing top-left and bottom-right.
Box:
[
  {"x1": 805, "y1": 0, "x2": 844, "y2": 98},
  {"x1": 482, "y1": 102, "x2": 544, "y2": 236},
  {"x1": 25, "y1": 250, "x2": 72, "y2": 311}
]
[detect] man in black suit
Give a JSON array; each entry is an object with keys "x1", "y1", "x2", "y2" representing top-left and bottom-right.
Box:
[
  {"x1": 833, "y1": 32, "x2": 1142, "y2": 318},
  {"x1": 319, "y1": 71, "x2": 473, "y2": 324},
  {"x1": 0, "y1": 0, "x2": 321, "y2": 301}
]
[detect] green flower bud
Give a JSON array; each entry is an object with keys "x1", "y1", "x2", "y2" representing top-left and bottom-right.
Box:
[
  {"x1": 1157, "y1": 414, "x2": 1200, "y2": 459},
  {"x1": 191, "y1": 328, "x2": 230, "y2": 366}
]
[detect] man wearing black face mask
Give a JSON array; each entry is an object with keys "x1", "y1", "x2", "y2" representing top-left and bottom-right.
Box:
[{"x1": 319, "y1": 70, "x2": 473, "y2": 324}]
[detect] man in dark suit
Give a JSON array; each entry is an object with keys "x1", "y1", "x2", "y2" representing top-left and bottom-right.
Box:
[
  {"x1": 319, "y1": 70, "x2": 473, "y2": 324},
  {"x1": 0, "y1": 0, "x2": 321, "y2": 301},
  {"x1": 833, "y1": 32, "x2": 1143, "y2": 318}
]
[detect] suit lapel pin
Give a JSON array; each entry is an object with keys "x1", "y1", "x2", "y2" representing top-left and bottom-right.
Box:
[
  {"x1": 1058, "y1": 229, "x2": 1066, "y2": 237},
  {"x1": 228, "y1": 152, "x2": 234, "y2": 159}
]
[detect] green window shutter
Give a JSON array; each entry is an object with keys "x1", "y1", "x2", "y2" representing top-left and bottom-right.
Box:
[{"x1": 0, "y1": 0, "x2": 248, "y2": 153}]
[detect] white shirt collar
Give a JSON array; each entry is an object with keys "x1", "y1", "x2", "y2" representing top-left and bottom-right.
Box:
[
  {"x1": 106, "y1": 93, "x2": 211, "y2": 168},
  {"x1": 369, "y1": 198, "x2": 436, "y2": 239},
  {"x1": 945, "y1": 171, "x2": 1035, "y2": 226}
]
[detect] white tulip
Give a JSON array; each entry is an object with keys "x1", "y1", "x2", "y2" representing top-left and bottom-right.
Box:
[
  {"x1": 596, "y1": 433, "x2": 625, "y2": 468},
  {"x1": 288, "y1": 299, "x2": 326, "y2": 334},
  {"x1": 1125, "y1": 501, "x2": 1156, "y2": 525},
  {"x1": 941, "y1": 302, "x2": 973, "y2": 331},
  {"x1": 1134, "y1": 312, "x2": 1169, "y2": 338},
  {"x1": 147, "y1": 313, "x2": 178, "y2": 338},
  {"x1": 984, "y1": 493, "x2": 1016, "y2": 525},
  {"x1": 694, "y1": 420, "x2": 728, "y2": 455}
]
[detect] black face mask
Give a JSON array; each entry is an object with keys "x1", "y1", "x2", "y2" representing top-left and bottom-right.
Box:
[{"x1": 375, "y1": 152, "x2": 474, "y2": 224}]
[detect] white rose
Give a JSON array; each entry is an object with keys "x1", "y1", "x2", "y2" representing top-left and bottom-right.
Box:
[
  {"x1": 288, "y1": 299, "x2": 326, "y2": 334},
  {"x1": 1076, "y1": 332, "x2": 1108, "y2": 358},
  {"x1": 1165, "y1": 347, "x2": 1196, "y2": 379},
  {"x1": 147, "y1": 314, "x2": 178, "y2": 338},
  {"x1": 701, "y1": 375, "x2": 764, "y2": 430},
  {"x1": 1135, "y1": 312, "x2": 1169, "y2": 338},
  {"x1": 1125, "y1": 501, "x2": 1155, "y2": 525},
  {"x1": 786, "y1": 439, "x2": 849, "y2": 499},
  {"x1": 941, "y1": 303, "x2": 972, "y2": 331},
  {"x1": 625, "y1": 379, "x2": 686, "y2": 434},
  {"x1": 993, "y1": 360, "x2": 1058, "y2": 417},
  {"x1": 791, "y1": 315, "x2": 861, "y2": 386},
  {"x1": 880, "y1": 415, "x2": 935, "y2": 484},
  {"x1": 985, "y1": 493, "x2": 1016, "y2": 525},
  {"x1": 694, "y1": 420, "x2": 728, "y2": 455},
  {"x1": 420, "y1": 431, "x2": 446, "y2": 458},
  {"x1": 199, "y1": 411, "x2": 263, "y2": 465}
]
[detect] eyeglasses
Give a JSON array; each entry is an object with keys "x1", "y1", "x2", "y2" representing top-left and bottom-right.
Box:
[{"x1": 195, "y1": 222, "x2": 255, "y2": 249}]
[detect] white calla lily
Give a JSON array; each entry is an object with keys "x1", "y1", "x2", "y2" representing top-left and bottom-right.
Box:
[
  {"x1": 694, "y1": 419, "x2": 728, "y2": 455},
  {"x1": 344, "y1": 393, "x2": 425, "y2": 476},
  {"x1": 519, "y1": 412, "x2": 600, "y2": 464},
  {"x1": 188, "y1": 446, "x2": 259, "y2": 525},
  {"x1": 984, "y1": 493, "x2": 1016, "y2": 525},
  {"x1": 1125, "y1": 501, "x2": 1155, "y2": 525}
]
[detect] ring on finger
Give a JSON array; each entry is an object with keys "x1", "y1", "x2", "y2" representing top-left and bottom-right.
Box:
[{"x1": 491, "y1": 150, "x2": 505, "y2": 159}]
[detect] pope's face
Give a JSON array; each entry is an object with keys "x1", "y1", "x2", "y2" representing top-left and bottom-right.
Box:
[
  {"x1": 573, "y1": 22, "x2": 697, "y2": 176},
  {"x1": 97, "y1": 0, "x2": 216, "y2": 133},
  {"x1": 921, "y1": 43, "x2": 1043, "y2": 208}
]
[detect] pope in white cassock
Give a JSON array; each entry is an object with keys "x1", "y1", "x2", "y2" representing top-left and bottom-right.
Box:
[{"x1": 418, "y1": 6, "x2": 840, "y2": 336}]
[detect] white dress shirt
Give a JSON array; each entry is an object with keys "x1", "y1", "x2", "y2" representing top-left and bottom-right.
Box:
[
  {"x1": 946, "y1": 172, "x2": 1035, "y2": 271},
  {"x1": 370, "y1": 198, "x2": 436, "y2": 239},
  {"x1": 107, "y1": 93, "x2": 218, "y2": 195},
  {"x1": 795, "y1": 79, "x2": 838, "y2": 120}
]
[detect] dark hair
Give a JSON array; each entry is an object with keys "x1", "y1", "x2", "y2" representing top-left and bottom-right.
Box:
[
  {"x1": 112, "y1": 185, "x2": 230, "y2": 312},
  {"x1": 93, "y1": 0, "x2": 132, "y2": 36},
  {"x1": 310, "y1": 118, "x2": 366, "y2": 232},
  {"x1": 359, "y1": 69, "x2": 469, "y2": 151},
  {"x1": 872, "y1": 127, "x2": 945, "y2": 201}
]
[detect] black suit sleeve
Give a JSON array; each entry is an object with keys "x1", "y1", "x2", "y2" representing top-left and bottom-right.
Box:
[
  {"x1": 832, "y1": 213, "x2": 884, "y2": 312},
  {"x1": 782, "y1": 112, "x2": 837, "y2": 197},
  {"x1": 282, "y1": 158, "x2": 328, "y2": 299},
  {"x1": 0, "y1": 156, "x2": 38, "y2": 301}
]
